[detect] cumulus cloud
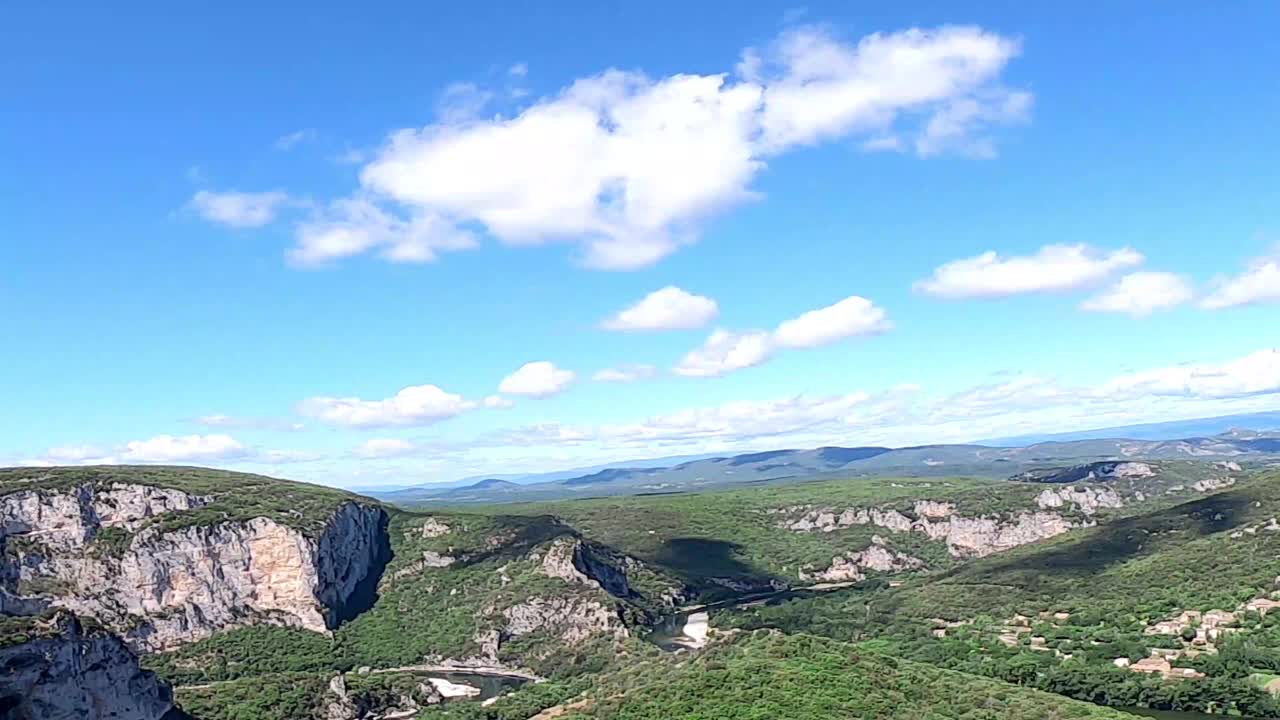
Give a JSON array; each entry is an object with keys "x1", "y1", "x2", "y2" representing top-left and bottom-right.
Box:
[
  {"x1": 41, "y1": 446, "x2": 114, "y2": 464},
  {"x1": 674, "y1": 295, "x2": 890, "y2": 377},
  {"x1": 1099, "y1": 348, "x2": 1280, "y2": 400},
  {"x1": 773, "y1": 295, "x2": 891, "y2": 348},
  {"x1": 298, "y1": 384, "x2": 476, "y2": 427},
  {"x1": 483, "y1": 394, "x2": 515, "y2": 409},
  {"x1": 290, "y1": 196, "x2": 478, "y2": 266},
  {"x1": 1201, "y1": 250, "x2": 1280, "y2": 309},
  {"x1": 673, "y1": 330, "x2": 774, "y2": 378},
  {"x1": 1080, "y1": 271, "x2": 1194, "y2": 317},
  {"x1": 293, "y1": 25, "x2": 1026, "y2": 269},
  {"x1": 122, "y1": 434, "x2": 247, "y2": 463},
  {"x1": 17, "y1": 436, "x2": 313, "y2": 468},
  {"x1": 489, "y1": 391, "x2": 872, "y2": 450},
  {"x1": 592, "y1": 365, "x2": 658, "y2": 383},
  {"x1": 916, "y1": 244, "x2": 1144, "y2": 299},
  {"x1": 498, "y1": 362, "x2": 576, "y2": 397},
  {"x1": 468, "y1": 346, "x2": 1280, "y2": 461},
  {"x1": 191, "y1": 190, "x2": 290, "y2": 228},
  {"x1": 352, "y1": 438, "x2": 417, "y2": 458},
  {"x1": 602, "y1": 286, "x2": 719, "y2": 331}
]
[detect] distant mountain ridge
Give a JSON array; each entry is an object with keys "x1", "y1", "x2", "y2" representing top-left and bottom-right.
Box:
[
  {"x1": 372, "y1": 427, "x2": 1280, "y2": 506},
  {"x1": 979, "y1": 410, "x2": 1280, "y2": 445}
]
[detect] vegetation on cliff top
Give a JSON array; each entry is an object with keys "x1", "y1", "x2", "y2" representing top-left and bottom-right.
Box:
[
  {"x1": 0, "y1": 465, "x2": 370, "y2": 536},
  {"x1": 491, "y1": 475, "x2": 1098, "y2": 594}
]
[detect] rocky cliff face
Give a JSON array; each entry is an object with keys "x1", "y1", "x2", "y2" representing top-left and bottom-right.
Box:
[
  {"x1": 1034, "y1": 486, "x2": 1124, "y2": 515},
  {"x1": 501, "y1": 595, "x2": 629, "y2": 645},
  {"x1": 1, "y1": 483, "x2": 389, "y2": 650},
  {"x1": 538, "y1": 537, "x2": 636, "y2": 600},
  {"x1": 0, "y1": 614, "x2": 184, "y2": 720},
  {"x1": 0, "y1": 483, "x2": 208, "y2": 549},
  {"x1": 781, "y1": 499, "x2": 1090, "y2": 558},
  {"x1": 800, "y1": 536, "x2": 924, "y2": 583}
]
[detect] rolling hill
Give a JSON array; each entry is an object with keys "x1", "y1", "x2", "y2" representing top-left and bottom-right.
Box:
[{"x1": 377, "y1": 431, "x2": 1280, "y2": 506}]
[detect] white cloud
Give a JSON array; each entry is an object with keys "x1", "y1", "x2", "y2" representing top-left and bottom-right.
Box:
[
  {"x1": 509, "y1": 63, "x2": 529, "y2": 78},
  {"x1": 291, "y1": 196, "x2": 478, "y2": 266},
  {"x1": 352, "y1": 438, "x2": 417, "y2": 458},
  {"x1": 275, "y1": 129, "x2": 317, "y2": 151},
  {"x1": 602, "y1": 286, "x2": 719, "y2": 331},
  {"x1": 673, "y1": 329, "x2": 774, "y2": 378},
  {"x1": 1080, "y1": 271, "x2": 1194, "y2": 317},
  {"x1": 252, "y1": 449, "x2": 322, "y2": 464},
  {"x1": 916, "y1": 244, "x2": 1144, "y2": 299},
  {"x1": 195, "y1": 414, "x2": 305, "y2": 432},
  {"x1": 773, "y1": 295, "x2": 891, "y2": 348},
  {"x1": 121, "y1": 434, "x2": 247, "y2": 463},
  {"x1": 191, "y1": 190, "x2": 290, "y2": 228},
  {"x1": 592, "y1": 365, "x2": 658, "y2": 383},
  {"x1": 298, "y1": 384, "x2": 476, "y2": 427},
  {"x1": 303, "y1": 25, "x2": 1026, "y2": 270},
  {"x1": 1201, "y1": 250, "x2": 1280, "y2": 309},
  {"x1": 498, "y1": 362, "x2": 576, "y2": 397},
  {"x1": 15, "y1": 436, "x2": 313, "y2": 468},
  {"x1": 915, "y1": 90, "x2": 1032, "y2": 158},
  {"x1": 24, "y1": 445, "x2": 116, "y2": 466},
  {"x1": 490, "y1": 391, "x2": 872, "y2": 450},
  {"x1": 483, "y1": 394, "x2": 515, "y2": 409},
  {"x1": 476, "y1": 347, "x2": 1280, "y2": 459},
  {"x1": 436, "y1": 82, "x2": 495, "y2": 124},
  {"x1": 749, "y1": 26, "x2": 1026, "y2": 152},
  {"x1": 671, "y1": 295, "x2": 890, "y2": 378},
  {"x1": 1099, "y1": 348, "x2": 1280, "y2": 400}
]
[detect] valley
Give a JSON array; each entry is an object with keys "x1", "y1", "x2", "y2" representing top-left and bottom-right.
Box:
[{"x1": 3, "y1": 438, "x2": 1280, "y2": 719}]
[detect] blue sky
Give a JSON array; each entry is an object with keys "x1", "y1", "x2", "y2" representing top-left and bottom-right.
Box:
[{"x1": 3, "y1": 1, "x2": 1278, "y2": 487}]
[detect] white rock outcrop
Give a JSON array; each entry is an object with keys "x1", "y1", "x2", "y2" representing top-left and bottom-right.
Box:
[
  {"x1": 782, "y1": 500, "x2": 1086, "y2": 558},
  {"x1": 501, "y1": 595, "x2": 628, "y2": 645},
  {"x1": 801, "y1": 537, "x2": 924, "y2": 582},
  {"x1": 2, "y1": 484, "x2": 388, "y2": 650},
  {"x1": 1035, "y1": 486, "x2": 1124, "y2": 515},
  {"x1": 1192, "y1": 476, "x2": 1237, "y2": 492},
  {"x1": 1, "y1": 483, "x2": 208, "y2": 550}
]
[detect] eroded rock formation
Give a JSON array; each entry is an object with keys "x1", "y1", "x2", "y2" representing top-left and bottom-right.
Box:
[
  {"x1": 781, "y1": 500, "x2": 1088, "y2": 557},
  {"x1": 0, "y1": 614, "x2": 184, "y2": 720},
  {"x1": 1, "y1": 484, "x2": 388, "y2": 650},
  {"x1": 800, "y1": 536, "x2": 924, "y2": 582},
  {"x1": 1034, "y1": 486, "x2": 1124, "y2": 515}
]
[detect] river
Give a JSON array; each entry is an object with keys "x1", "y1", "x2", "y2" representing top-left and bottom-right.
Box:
[{"x1": 644, "y1": 582, "x2": 862, "y2": 650}]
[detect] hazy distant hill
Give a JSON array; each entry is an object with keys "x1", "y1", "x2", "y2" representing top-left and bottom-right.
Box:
[
  {"x1": 376, "y1": 430, "x2": 1280, "y2": 506},
  {"x1": 979, "y1": 410, "x2": 1280, "y2": 445}
]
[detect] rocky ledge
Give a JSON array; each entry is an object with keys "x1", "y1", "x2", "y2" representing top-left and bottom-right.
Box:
[
  {"x1": 1, "y1": 483, "x2": 389, "y2": 650},
  {"x1": 0, "y1": 613, "x2": 186, "y2": 720},
  {"x1": 779, "y1": 498, "x2": 1100, "y2": 558}
]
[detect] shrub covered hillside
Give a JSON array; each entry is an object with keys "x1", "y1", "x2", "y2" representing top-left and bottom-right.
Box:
[
  {"x1": 718, "y1": 470, "x2": 1280, "y2": 716},
  {"x1": 421, "y1": 631, "x2": 1137, "y2": 720}
]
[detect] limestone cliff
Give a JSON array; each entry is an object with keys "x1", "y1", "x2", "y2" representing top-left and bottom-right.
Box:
[
  {"x1": 800, "y1": 536, "x2": 924, "y2": 583},
  {"x1": 538, "y1": 536, "x2": 636, "y2": 600},
  {"x1": 1, "y1": 483, "x2": 389, "y2": 650},
  {"x1": 781, "y1": 499, "x2": 1090, "y2": 558},
  {"x1": 0, "y1": 614, "x2": 185, "y2": 720}
]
